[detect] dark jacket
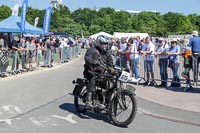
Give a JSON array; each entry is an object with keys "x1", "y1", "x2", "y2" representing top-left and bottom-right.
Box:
[{"x1": 84, "y1": 46, "x2": 113, "y2": 71}]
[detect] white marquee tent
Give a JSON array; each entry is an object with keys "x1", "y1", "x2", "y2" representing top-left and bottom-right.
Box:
[
  {"x1": 90, "y1": 32, "x2": 113, "y2": 39},
  {"x1": 113, "y1": 32, "x2": 149, "y2": 39}
]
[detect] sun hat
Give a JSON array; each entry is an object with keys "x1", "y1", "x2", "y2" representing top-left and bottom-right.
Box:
[
  {"x1": 171, "y1": 38, "x2": 177, "y2": 43},
  {"x1": 192, "y1": 30, "x2": 198, "y2": 36}
]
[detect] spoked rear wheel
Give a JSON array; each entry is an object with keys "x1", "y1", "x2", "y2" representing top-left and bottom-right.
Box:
[
  {"x1": 110, "y1": 92, "x2": 137, "y2": 127},
  {"x1": 74, "y1": 85, "x2": 88, "y2": 113}
]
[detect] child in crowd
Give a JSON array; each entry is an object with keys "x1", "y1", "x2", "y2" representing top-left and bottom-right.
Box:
[{"x1": 181, "y1": 47, "x2": 193, "y2": 91}]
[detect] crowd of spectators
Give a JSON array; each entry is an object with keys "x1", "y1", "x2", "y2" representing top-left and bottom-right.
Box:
[
  {"x1": 0, "y1": 35, "x2": 84, "y2": 77},
  {"x1": 110, "y1": 30, "x2": 200, "y2": 91}
]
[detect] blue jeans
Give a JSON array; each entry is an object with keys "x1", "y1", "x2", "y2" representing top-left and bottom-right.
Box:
[
  {"x1": 120, "y1": 54, "x2": 127, "y2": 69},
  {"x1": 170, "y1": 62, "x2": 180, "y2": 87},
  {"x1": 67, "y1": 47, "x2": 72, "y2": 60},
  {"x1": 36, "y1": 52, "x2": 42, "y2": 66},
  {"x1": 51, "y1": 50, "x2": 56, "y2": 63},
  {"x1": 158, "y1": 58, "x2": 168, "y2": 83},
  {"x1": 43, "y1": 49, "x2": 51, "y2": 66},
  {"x1": 131, "y1": 58, "x2": 139, "y2": 79}
]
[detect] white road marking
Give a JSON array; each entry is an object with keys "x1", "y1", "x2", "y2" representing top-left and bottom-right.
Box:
[
  {"x1": 2, "y1": 105, "x2": 22, "y2": 114},
  {"x1": 52, "y1": 114, "x2": 77, "y2": 124},
  {"x1": 29, "y1": 117, "x2": 57, "y2": 127},
  {"x1": 0, "y1": 119, "x2": 13, "y2": 125},
  {"x1": 29, "y1": 117, "x2": 44, "y2": 127}
]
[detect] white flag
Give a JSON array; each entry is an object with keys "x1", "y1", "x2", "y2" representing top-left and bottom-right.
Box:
[
  {"x1": 34, "y1": 17, "x2": 39, "y2": 27},
  {"x1": 12, "y1": 4, "x2": 19, "y2": 16},
  {"x1": 57, "y1": 0, "x2": 63, "y2": 4}
]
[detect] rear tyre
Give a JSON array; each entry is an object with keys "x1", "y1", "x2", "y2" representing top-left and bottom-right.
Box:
[{"x1": 74, "y1": 85, "x2": 88, "y2": 113}]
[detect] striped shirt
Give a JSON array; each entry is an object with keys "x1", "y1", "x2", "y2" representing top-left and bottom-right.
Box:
[{"x1": 156, "y1": 43, "x2": 169, "y2": 59}]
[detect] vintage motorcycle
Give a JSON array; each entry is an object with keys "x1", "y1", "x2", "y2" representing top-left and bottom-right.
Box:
[{"x1": 72, "y1": 62, "x2": 137, "y2": 127}]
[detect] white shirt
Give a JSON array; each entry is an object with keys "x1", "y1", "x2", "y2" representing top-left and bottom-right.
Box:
[
  {"x1": 142, "y1": 42, "x2": 155, "y2": 61},
  {"x1": 130, "y1": 43, "x2": 139, "y2": 60}
]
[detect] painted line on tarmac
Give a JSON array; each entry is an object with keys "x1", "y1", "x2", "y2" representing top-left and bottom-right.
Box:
[
  {"x1": 52, "y1": 114, "x2": 77, "y2": 124},
  {"x1": 0, "y1": 119, "x2": 13, "y2": 125},
  {"x1": 2, "y1": 105, "x2": 22, "y2": 114},
  {"x1": 138, "y1": 107, "x2": 200, "y2": 127}
]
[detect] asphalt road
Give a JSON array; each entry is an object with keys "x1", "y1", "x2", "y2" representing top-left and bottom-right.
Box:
[{"x1": 0, "y1": 54, "x2": 199, "y2": 133}]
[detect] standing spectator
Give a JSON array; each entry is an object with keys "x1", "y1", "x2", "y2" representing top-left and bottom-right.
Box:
[
  {"x1": 51, "y1": 39, "x2": 56, "y2": 65},
  {"x1": 125, "y1": 38, "x2": 132, "y2": 76},
  {"x1": 77, "y1": 38, "x2": 82, "y2": 57},
  {"x1": 167, "y1": 38, "x2": 181, "y2": 87},
  {"x1": 59, "y1": 38, "x2": 65, "y2": 63},
  {"x1": 155, "y1": 38, "x2": 169, "y2": 88},
  {"x1": 67, "y1": 38, "x2": 73, "y2": 60},
  {"x1": 188, "y1": 30, "x2": 200, "y2": 82},
  {"x1": 129, "y1": 38, "x2": 140, "y2": 82},
  {"x1": 10, "y1": 35, "x2": 23, "y2": 71},
  {"x1": 27, "y1": 38, "x2": 36, "y2": 70},
  {"x1": 36, "y1": 41, "x2": 44, "y2": 67},
  {"x1": 118, "y1": 38, "x2": 127, "y2": 69},
  {"x1": 64, "y1": 38, "x2": 69, "y2": 62},
  {"x1": 140, "y1": 36, "x2": 155, "y2": 86},
  {"x1": 181, "y1": 47, "x2": 193, "y2": 91},
  {"x1": 19, "y1": 38, "x2": 28, "y2": 70},
  {"x1": 43, "y1": 38, "x2": 52, "y2": 67}
]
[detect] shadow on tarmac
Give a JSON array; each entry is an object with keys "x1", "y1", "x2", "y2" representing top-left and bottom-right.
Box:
[{"x1": 59, "y1": 103, "x2": 121, "y2": 127}]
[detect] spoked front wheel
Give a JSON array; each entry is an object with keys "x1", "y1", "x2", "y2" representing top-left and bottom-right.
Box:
[{"x1": 110, "y1": 92, "x2": 137, "y2": 127}]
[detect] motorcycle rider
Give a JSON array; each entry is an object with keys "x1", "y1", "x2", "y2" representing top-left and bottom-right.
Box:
[{"x1": 83, "y1": 35, "x2": 114, "y2": 109}]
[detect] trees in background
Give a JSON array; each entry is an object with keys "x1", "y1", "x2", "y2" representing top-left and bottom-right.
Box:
[{"x1": 0, "y1": 5, "x2": 200, "y2": 38}]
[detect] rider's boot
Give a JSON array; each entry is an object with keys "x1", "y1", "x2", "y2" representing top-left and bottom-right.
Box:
[{"x1": 85, "y1": 92, "x2": 93, "y2": 109}]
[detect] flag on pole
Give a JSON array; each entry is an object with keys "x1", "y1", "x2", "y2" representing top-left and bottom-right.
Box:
[
  {"x1": 20, "y1": 0, "x2": 28, "y2": 33},
  {"x1": 43, "y1": 6, "x2": 52, "y2": 35},
  {"x1": 34, "y1": 17, "x2": 39, "y2": 27},
  {"x1": 12, "y1": 4, "x2": 19, "y2": 16}
]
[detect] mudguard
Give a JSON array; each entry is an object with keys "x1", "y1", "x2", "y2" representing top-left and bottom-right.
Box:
[
  {"x1": 72, "y1": 78, "x2": 87, "y2": 85},
  {"x1": 72, "y1": 78, "x2": 88, "y2": 95},
  {"x1": 118, "y1": 89, "x2": 136, "y2": 96},
  {"x1": 72, "y1": 85, "x2": 80, "y2": 95}
]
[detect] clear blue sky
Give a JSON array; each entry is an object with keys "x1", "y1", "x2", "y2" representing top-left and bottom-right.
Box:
[{"x1": 0, "y1": 0, "x2": 200, "y2": 15}]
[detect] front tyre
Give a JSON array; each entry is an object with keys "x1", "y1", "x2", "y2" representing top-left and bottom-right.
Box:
[
  {"x1": 110, "y1": 92, "x2": 137, "y2": 127},
  {"x1": 74, "y1": 85, "x2": 87, "y2": 113}
]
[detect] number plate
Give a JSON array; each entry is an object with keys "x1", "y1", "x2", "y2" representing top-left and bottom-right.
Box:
[{"x1": 118, "y1": 71, "x2": 131, "y2": 82}]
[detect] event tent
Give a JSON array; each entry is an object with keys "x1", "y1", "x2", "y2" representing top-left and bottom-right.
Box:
[
  {"x1": 113, "y1": 32, "x2": 149, "y2": 39},
  {"x1": 90, "y1": 32, "x2": 113, "y2": 39},
  {"x1": 0, "y1": 16, "x2": 42, "y2": 34}
]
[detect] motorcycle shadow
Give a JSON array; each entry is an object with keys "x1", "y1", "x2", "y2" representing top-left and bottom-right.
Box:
[{"x1": 59, "y1": 103, "x2": 113, "y2": 125}]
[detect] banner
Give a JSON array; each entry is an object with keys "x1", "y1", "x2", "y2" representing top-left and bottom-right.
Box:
[
  {"x1": 43, "y1": 6, "x2": 52, "y2": 35},
  {"x1": 20, "y1": 0, "x2": 28, "y2": 33},
  {"x1": 12, "y1": 4, "x2": 19, "y2": 16},
  {"x1": 0, "y1": 51, "x2": 9, "y2": 65},
  {"x1": 34, "y1": 17, "x2": 39, "y2": 27}
]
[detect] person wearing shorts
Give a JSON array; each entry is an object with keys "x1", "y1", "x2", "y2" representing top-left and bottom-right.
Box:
[
  {"x1": 181, "y1": 47, "x2": 192, "y2": 91},
  {"x1": 140, "y1": 36, "x2": 155, "y2": 86}
]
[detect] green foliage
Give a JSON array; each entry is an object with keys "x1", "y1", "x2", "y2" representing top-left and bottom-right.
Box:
[
  {"x1": 0, "y1": 5, "x2": 12, "y2": 21},
  {"x1": 0, "y1": 5, "x2": 200, "y2": 37}
]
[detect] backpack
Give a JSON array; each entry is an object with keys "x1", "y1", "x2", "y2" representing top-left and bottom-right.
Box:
[{"x1": 137, "y1": 42, "x2": 143, "y2": 51}]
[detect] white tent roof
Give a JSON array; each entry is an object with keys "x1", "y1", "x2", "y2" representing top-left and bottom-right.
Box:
[
  {"x1": 90, "y1": 32, "x2": 113, "y2": 39},
  {"x1": 113, "y1": 32, "x2": 149, "y2": 39}
]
